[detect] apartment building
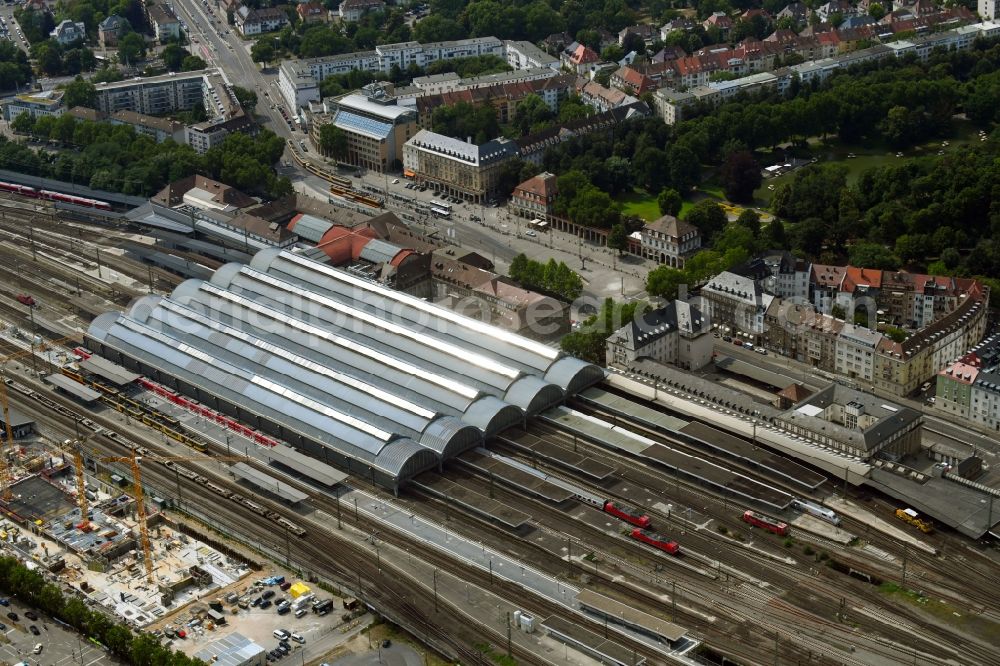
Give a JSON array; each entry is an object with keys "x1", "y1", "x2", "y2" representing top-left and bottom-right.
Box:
[
  {"x1": 234, "y1": 5, "x2": 289, "y2": 36},
  {"x1": 94, "y1": 71, "x2": 208, "y2": 115},
  {"x1": 414, "y1": 72, "x2": 572, "y2": 127},
  {"x1": 148, "y1": 5, "x2": 181, "y2": 43},
  {"x1": 339, "y1": 0, "x2": 384, "y2": 22},
  {"x1": 110, "y1": 110, "x2": 186, "y2": 143},
  {"x1": 700, "y1": 271, "x2": 775, "y2": 341},
  {"x1": 402, "y1": 130, "x2": 517, "y2": 203},
  {"x1": 504, "y1": 40, "x2": 560, "y2": 72}
]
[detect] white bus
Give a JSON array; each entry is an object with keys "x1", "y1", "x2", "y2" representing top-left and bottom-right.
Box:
[
  {"x1": 430, "y1": 199, "x2": 452, "y2": 211},
  {"x1": 430, "y1": 206, "x2": 451, "y2": 218}
]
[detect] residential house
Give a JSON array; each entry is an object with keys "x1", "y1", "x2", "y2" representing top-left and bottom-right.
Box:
[
  {"x1": 510, "y1": 172, "x2": 558, "y2": 220},
  {"x1": 980, "y1": 0, "x2": 1000, "y2": 19},
  {"x1": 111, "y1": 109, "x2": 186, "y2": 143},
  {"x1": 606, "y1": 300, "x2": 713, "y2": 371},
  {"x1": 98, "y1": 15, "x2": 126, "y2": 48},
  {"x1": 818, "y1": 0, "x2": 860, "y2": 22},
  {"x1": 703, "y1": 12, "x2": 734, "y2": 39},
  {"x1": 561, "y1": 43, "x2": 601, "y2": 76},
  {"x1": 577, "y1": 79, "x2": 638, "y2": 112},
  {"x1": 776, "y1": 1, "x2": 809, "y2": 26},
  {"x1": 618, "y1": 24, "x2": 659, "y2": 47},
  {"x1": 639, "y1": 214, "x2": 701, "y2": 268},
  {"x1": 338, "y1": 0, "x2": 384, "y2": 22},
  {"x1": 49, "y1": 19, "x2": 86, "y2": 46},
  {"x1": 235, "y1": 5, "x2": 289, "y2": 36},
  {"x1": 611, "y1": 66, "x2": 655, "y2": 95},
  {"x1": 651, "y1": 45, "x2": 687, "y2": 63},
  {"x1": 297, "y1": 2, "x2": 328, "y2": 23},
  {"x1": 660, "y1": 17, "x2": 697, "y2": 41},
  {"x1": 542, "y1": 32, "x2": 574, "y2": 55}
]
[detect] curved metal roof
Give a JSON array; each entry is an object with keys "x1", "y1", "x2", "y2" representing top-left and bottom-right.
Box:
[
  {"x1": 505, "y1": 376, "x2": 564, "y2": 415},
  {"x1": 87, "y1": 252, "x2": 604, "y2": 488},
  {"x1": 87, "y1": 318, "x2": 435, "y2": 478},
  {"x1": 463, "y1": 397, "x2": 524, "y2": 436},
  {"x1": 258, "y1": 250, "x2": 566, "y2": 372},
  {"x1": 545, "y1": 357, "x2": 606, "y2": 394}
]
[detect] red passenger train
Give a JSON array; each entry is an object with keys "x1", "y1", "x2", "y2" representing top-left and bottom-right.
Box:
[
  {"x1": 630, "y1": 528, "x2": 680, "y2": 555},
  {"x1": 0, "y1": 180, "x2": 112, "y2": 210},
  {"x1": 741, "y1": 510, "x2": 789, "y2": 536},
  {"x1": 603, "y1": 500, "x2": 652, "y2": 529}
]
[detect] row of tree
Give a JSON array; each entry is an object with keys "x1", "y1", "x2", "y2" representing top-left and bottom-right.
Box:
[
  {"x1": 5, "y1": 114, "x2": 291, "y2": 199},
  {"x1": 508, "y1": 253, "x2": 584, "y2": 301},
  {"x1": 0, "y1": 555, "x2": 205, "y2": 666}
]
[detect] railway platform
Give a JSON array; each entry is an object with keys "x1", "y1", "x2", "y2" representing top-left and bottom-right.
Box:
[
  {"x1": 457, "y1": 450, "x2": 575, "y2": 503},
  {"x1": 412, "y1": 472, "x2": 531, "y2": 530},
  {"x1": 579, "y1": 387, "x2": 826, "y2": 491},
  {"x1": 500, "y1": 429, "x2": 616, "y2": 481},
  {"x1": 544, "y1": 407, "x2": 792, "y2": 511},
  {"x1": 542, "y1": 615, "x2": 644, "y2": 666}
]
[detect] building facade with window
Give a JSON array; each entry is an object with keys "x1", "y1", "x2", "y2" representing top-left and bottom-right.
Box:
[{"x1": 402, "y1": 130, "x2": 517, "y2": 203}]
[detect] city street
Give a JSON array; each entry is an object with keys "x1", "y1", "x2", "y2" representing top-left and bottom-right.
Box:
[
  {"x1": 170, "y1": 0, "x2": 300, "y2": 143},
  {"x1": 164, "y1": 1, "x2": 657, "y2": 307}
]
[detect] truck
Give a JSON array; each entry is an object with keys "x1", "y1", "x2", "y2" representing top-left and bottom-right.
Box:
[{"x1": 895, "y1": 508, "x2": 933, "y2": 534}]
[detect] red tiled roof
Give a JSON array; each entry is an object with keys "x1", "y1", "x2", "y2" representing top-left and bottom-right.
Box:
[
  {"x1": 314, "y1": 225, "x2": 378, "y2": 264},
  {"x1": 570, "y1": 44, "x2": 600, "y2": 64}
]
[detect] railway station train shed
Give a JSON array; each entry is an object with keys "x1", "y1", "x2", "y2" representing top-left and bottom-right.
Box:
[{"x1": 85, "y1": 249, "x2": 602, "y2": 491}]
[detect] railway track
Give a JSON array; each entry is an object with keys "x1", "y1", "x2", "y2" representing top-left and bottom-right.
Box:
[{"x1": 5, "y1": 378, "x2": 689, "y2": 666}]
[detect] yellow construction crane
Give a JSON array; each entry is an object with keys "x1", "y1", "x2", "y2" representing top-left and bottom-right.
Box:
[
  {"x1": 98, "y1": 450, "x2": 248, "y2": 583},
  {"x1": 1, "y1": 335, "x2": 79, "y2": 501}
]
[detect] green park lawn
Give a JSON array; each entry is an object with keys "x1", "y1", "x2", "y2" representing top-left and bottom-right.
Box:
[
  {"x1": 619, "y1": 189, "x2": 662, "y2": 221},
  {"x1": 752, "y1": 118, "x2": 982, "y2": 206}
]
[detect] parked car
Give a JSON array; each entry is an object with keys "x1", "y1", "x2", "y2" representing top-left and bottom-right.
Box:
[
  {"x1": 262, "y1": 590, "x2": 276, "y2": 600},
  {"x1": 259, "y1": 600, "x2": 272, "y2": 610},
  {"x1": 29, "y1": 625, "x2": 39, "y2": 635},
  {"x1": 6, "y1": 612, "x2": 17, "y2": 621}
]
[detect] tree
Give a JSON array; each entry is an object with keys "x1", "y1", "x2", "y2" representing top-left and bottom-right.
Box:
[
  {"x1": 646, "y1": 265, "x2": 686, "y2": 299},
  {"x1": 250, "y1": 39, "x2": 275, "y2": 66},
  {"x1": 431, "y1": 101, "x2": 499, "y2": 144},
  {"x1": 412, "y1": 15, "x2": 466, "y2": 42},
  {"x1": 894, "y1": 234, "x2": 929, "y2": 264},
  {"x1": 657, "y1": 188, "x2": 682, "y2": 217},
  {"x1": 719, "y1": 150, "x2": 762, "y2": 203},
  {"x1": 761, "y1": 218, "x2": 787, "y2": 249},
  {"x1": 318, "y1": 124, "x2": 348, "y2": 159},
  {"x1": 567, "y1": 186, "x2": 621, "y2": 229},
  {"x1": 63, "y1": 77, "x2": 96, "y2": 109},
  {"x1": 867, "y1": 2, "x2": 885, "y2": 19},
  {"x1": 34, "y1": 41, "x2": 63, "y2": 76},
  {"x1": 118, "y1": 32, "x2": 146, "y2": 66},
  {"x1": 666, "y1": 145, "x2": 700, "y2": 193},
  {"x1": 162, "y1": 43, "x2": 186, "y2": 71},
  {"x1": 848, "y1": 241, "x2": 900, "y2": 270},
  {"x1": 684, "y1": 200, "x2": 727, "y2": 243},
  {"x1": 736, "y1": 208, "x2": 761, "y2": 236},
  {"x1": 232, "y1": 85, "x2": 258, "y2": 113},
  {"x1": 10, "y1": 111, "x2": 34, "y2": 134},
  {"x1": 608, "y1": 223, "x2": 628, "y2": 254},
  {"x1": 513, "y1": 94, "x2": 554, "y2": 136},
  {"x1": 181, "y1": 55, "x2": 206, "y2": 71}
]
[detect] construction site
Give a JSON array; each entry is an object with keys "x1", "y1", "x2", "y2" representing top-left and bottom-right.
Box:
[{"x1": 0, "y1": 334, "x2": 253, "y2": 631}]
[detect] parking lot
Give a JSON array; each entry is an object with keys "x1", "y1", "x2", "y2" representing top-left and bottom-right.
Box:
[
  {"x1": 164, "y1": 571, "x2": 373, "y2": 664},
  {"x1": 0, "y1": 597, "x2": 121, "y2": 666}
]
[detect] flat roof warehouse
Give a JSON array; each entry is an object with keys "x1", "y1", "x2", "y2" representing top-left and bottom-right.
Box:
[{"x1": 86, "y1": 249, "x2": 602, "y2": 491}]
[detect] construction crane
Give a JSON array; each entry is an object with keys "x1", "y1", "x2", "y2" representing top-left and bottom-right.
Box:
[
  {"x1": 0, "y1": 335, "x2": 79, "y2": 501},
  {"x1": 97, "y1": 449, "x2": 248, "y2": 583}
]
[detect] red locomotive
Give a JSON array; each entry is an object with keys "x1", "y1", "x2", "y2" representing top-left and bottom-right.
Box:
[
  {"x1": 0, "y1": 181, "x2": 112, "y2": 211},
  {"x1": 741, "y1": 510, "x2": 789, "y2": 536},
  {"x1": 630, "y1": 528, "x2": 680, "y2": 555},
  {"x1": 604, "y1": 500, "x2": 652, "y2": 529}
]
